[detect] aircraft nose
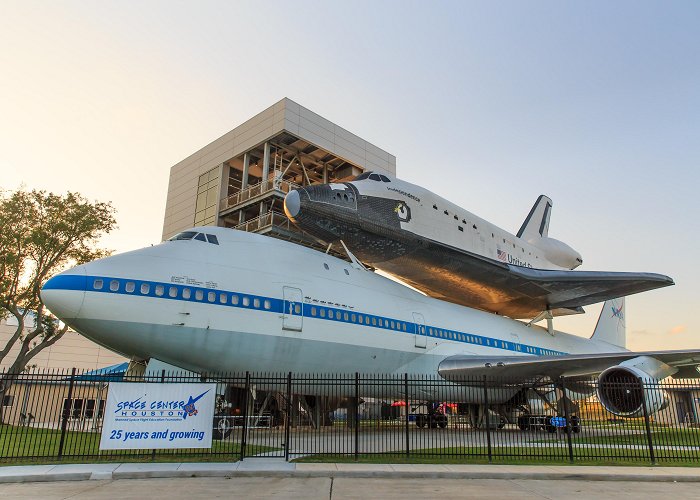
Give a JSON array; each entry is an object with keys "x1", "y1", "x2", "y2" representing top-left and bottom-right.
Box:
[
  {"x1": 284, "y1": 189, "x2": 301, "y2": 220},
  {"x1": 41, "y1": 267, "x2": 87, "y2": 320}
]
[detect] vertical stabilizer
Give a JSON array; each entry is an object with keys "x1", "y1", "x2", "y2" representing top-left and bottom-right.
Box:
[
  {"x1": 590, "y1": 297, "x2": 626, "y2": 348},
  {"x1": 517, "y1": 195, "x2": 553, "y2": 240}
]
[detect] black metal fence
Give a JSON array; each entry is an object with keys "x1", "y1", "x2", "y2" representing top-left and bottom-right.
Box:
[{"x1": 1, "y1": 369, "x2": 699, "y2": 464}]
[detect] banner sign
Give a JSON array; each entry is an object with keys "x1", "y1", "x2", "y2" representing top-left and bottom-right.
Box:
[{"x1": 100, "y1": 382, "x2": 216, "y2": 450}]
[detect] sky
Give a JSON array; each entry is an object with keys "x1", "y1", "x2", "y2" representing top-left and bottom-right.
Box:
[{"x1": 1, "y1": 1, "x2": 698, "y2": 351}]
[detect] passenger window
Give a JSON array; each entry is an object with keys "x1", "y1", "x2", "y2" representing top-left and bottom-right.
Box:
[
  {"x1": 169, "y1": 287, "x2": 178, "y2": 298},
  {"x1": 242, "y1": 297, "x2": 250, "y2": 306},
  {"x1": 328, "y1": 310, "x2": 334, "y2": 319},
  {"x1": 182, "y1": 288, "x2": 191, "y2": 299},
  {"x1": 264, "y1": 300, "x2": 271, "y2": 310},
  {"x1": 231, "y1": 295, "x2": 239, "y2": 305},
  {"x1": 320, "y1": 308, "x2": 326, "y2": 318},
  {"x1": 294, "y1": 304, "x2": 301, "y2": 314},
  {"x1": 110, "y1": 280, "x2": 119, "y2": 292},
  {"x1": 351, "y1": 314, "x2": 356, "y2": 322},
  {"x1": 140, "y1": 283, "x2": 150, "y2": 294},
  {"x1": 253, "y1": 298, "x2": 260, "y2": 308},
  {"x1": 125, "y1": 282, "x2": 135, "y2": 293},
  {"x1": 206, "y1": 234, "x2": 219, "y2": 245},
  {"x1": 391, "y1": 320, "x2": 395, "y2": 329},
  {"x1": 195, "y1": 290, "x2": 204, "y2": 301},
  {"x1": 365, "y1": 316, "x2": 370, "y2": 325},
  {"x1": 194, "y1": 233, "x2": 206, "y2": 242},
  {"x1": 324, "y1": 263, "x2": 329, "y2": 270},
  {"x1": 219, "y1": 293, "x2": 227, "y2": 304},
  {"x1": 93, "y1": 279, "x2": 103, "y2": 290},
  {"x1": 155, "y1": 285, "x2": 164, "y2": 296},
  {"x1": 208, "y1": 292, "x2": 216, "y2": 302},
  {"x1": 372, "y1": 317, "x2": 377, "y2": 326},
  {"x1": 311, "y1": 307, "x2": 317, "y2": 316},
  {"x1": 344, "y1": 312, "x2": 349, "y2": 321}
]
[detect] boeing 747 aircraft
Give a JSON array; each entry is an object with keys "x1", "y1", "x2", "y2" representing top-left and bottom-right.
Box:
[
  {"x1": 41, "y1": 227, "x2": 699, "y2": 421},
  {"x1": 283, "y1": 173, "x2": 673, "y2": 319}
]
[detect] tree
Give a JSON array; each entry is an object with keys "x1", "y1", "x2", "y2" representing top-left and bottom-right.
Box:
[{"x1": 0, "y1": 188, "x2": 116, "y2": 386}]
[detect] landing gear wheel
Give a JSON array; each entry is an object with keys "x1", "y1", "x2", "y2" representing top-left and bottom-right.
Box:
[
  {"x1": 213, "y1": 416, "x2": 233, "y2": 440},
  {"x1": 416, "y1": 415, "x2": 426, "y2": 428},
  {"x1": 437, "y1": 415, "x2": 448, "y2": 429}
]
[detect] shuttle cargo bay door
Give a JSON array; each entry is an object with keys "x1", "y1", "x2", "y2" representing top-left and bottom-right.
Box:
[
  {"x1": 413, "y1": 312, "x2": 427, "y2": 348},
  {"x1": 283, "y1": 286, "x2": 303, "y2": 332}
]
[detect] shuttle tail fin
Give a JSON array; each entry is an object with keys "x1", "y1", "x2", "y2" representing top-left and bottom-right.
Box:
[
  {"x1": 517, "y1": 195, "x2": 553, "y2": 240},
  {"x1": 590, "y1": 297, "x2": 626, "y2": 348}
]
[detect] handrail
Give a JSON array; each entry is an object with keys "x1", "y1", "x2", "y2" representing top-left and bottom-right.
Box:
[{"x1": 220, "y1": 177, "x2": 300, "y2": 212}]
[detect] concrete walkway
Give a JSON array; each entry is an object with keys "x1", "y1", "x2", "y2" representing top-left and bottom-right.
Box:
[{"x1": 1, "y1": 459, "x2": 700, "y2": 483}]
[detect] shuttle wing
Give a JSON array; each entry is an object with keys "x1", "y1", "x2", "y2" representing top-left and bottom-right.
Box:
[
  {"x1": 506, "y1": 266, "x2": 674, "y2": 313},
  {"x1": 438, "y1": 350, "x2": 700, "y2": 381}
]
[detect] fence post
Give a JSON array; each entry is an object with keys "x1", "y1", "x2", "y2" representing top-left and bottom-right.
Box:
[
  {"x1": 638, "y1": 377, "x2": 656, "y2": 465},
  {"x1": 404, "y1": 373, "x2": 410, "y2": 459},
  {"x1": 560, "y1": 377, "x2": 574, "y2": 464},
  {"x1": 354, "y1": 372, "x2": 360, "y2": 462},
  {"x1": 57, "y1": 367, "x2": 76, "y2": 460},
  {"x1": 482, "y1": 375, "x2": 492, "y2": 463},
  {"x1": 240, "y1": 371, "x2": 250, "y2": 461},
  {"x1": 284, "y1": 372, "x2": 292, "y2": 461}
]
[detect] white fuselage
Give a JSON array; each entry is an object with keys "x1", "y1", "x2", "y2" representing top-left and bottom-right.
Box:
[
  {"x1": 42, "y1": 227, "x2": 623, "y2": 399},
  {"x1": 349, "y1": 176, "x2": 577, "y2": 270}
]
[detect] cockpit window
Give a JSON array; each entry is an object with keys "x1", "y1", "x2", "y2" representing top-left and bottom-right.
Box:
[
  {"x1": 169, "y1": 231, "x2": 220, "y2": 245},
  {"x1": 354, "y1": 172, "x2": 373, "y2": 181},
  {"x1": 169, "y1": 231, "x2": 197, "y2": 241},
  {"x1": 378, "y1": 175, "x2": 390, "y2": 182},
  {"x1": 368, "y1": 173, "x2": 382, "y2": 181}
]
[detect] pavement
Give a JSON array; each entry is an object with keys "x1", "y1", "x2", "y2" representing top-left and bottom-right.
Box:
[{"x1": 1, "y1": 459, "x2": 700, "y2": 484}]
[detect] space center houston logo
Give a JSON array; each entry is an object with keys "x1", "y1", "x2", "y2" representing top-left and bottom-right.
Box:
[{"x1": 100, "y1": 382, "x2": 216, "y2": 450}]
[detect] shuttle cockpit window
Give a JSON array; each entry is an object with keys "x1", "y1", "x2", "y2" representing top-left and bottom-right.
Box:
[
  {"x1": 368, "y1": 173, "x2": 382, "y2": 181},
  {"x1": 206, "y1": 234, "x2": 219, "y2": 245},
  {"x1": 353, "y1": 171, "x2": 373, "y2": 181},
  {"x1": 378, "y1": 174, "x2": 390, "y2": 182},
  {"x1": 194, "y1": 233, "x2": 207, "y2": 242}
]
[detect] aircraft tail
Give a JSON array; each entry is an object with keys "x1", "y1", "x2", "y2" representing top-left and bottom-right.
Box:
[
  {"x1": 590, "y1": 297, "x2": 626, "y2": 348},
  {"x1": 517, "y1": 195, "x2": 553, "y2": 240}
]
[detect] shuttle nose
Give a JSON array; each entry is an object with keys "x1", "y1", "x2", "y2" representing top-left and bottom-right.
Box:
[
  {"x1": 284, "y1": 189, "x2": 301, "y2": 220},
  {"x1": 41, "y1": 267, "x2": 87, "y2": 320}
]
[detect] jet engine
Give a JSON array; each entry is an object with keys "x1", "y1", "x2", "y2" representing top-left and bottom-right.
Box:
[
  {"x1": 596, "y1": 356, "x2": 672, "y2": 418},
  {"x1": 528, "y1": 237, "x2": 582, "y2": 270}
]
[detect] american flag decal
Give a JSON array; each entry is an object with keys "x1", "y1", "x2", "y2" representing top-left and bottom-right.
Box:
[{"x1": 497, "y1": 248, "x2": 508, "y2": 262}]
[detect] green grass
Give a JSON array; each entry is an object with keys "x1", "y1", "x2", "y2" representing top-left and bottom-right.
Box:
[
  {"x1": 293, "y1": 447, "x2": 700, "y2": 467},
  {"x1": 0, "y1": 425, "x2": 278, "y2": 465},
  {"x1": 573, "y1": 427, "x2": 700, "y2": 447}
]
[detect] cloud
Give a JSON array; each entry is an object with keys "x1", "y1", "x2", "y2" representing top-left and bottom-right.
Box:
[{"x1": 669, "y1": 324, "x2": 687, "y2": 335}]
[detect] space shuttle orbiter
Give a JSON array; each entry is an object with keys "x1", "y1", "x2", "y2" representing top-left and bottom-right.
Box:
[{"x1": 284, "y1": 172, "x2": 673, "y2": 319}]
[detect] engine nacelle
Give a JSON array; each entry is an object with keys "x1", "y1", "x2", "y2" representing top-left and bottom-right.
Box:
[
  {"x1": 597, "y1": 357, "x2": 672, "y2": 418},
  {"x1": 528, "y1": 237, "x2": 582, "y2": 269}
]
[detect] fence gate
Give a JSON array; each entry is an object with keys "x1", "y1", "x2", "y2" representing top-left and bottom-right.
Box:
[{"x1": 282, "y1": 286, "x2": 303, "y2": 332}]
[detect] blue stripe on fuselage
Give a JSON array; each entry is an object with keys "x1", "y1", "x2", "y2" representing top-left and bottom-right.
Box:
[{"x1": 44, "y1": 274, "x2": 567, "y2": 357}]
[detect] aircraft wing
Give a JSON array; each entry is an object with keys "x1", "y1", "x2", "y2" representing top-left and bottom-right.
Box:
[
  {"x1": 438, "y1": 350, "x2": 700, "y2": 381},
  {"x1": 506, "y1": 266, "x2": 674, "y2": 312}
]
